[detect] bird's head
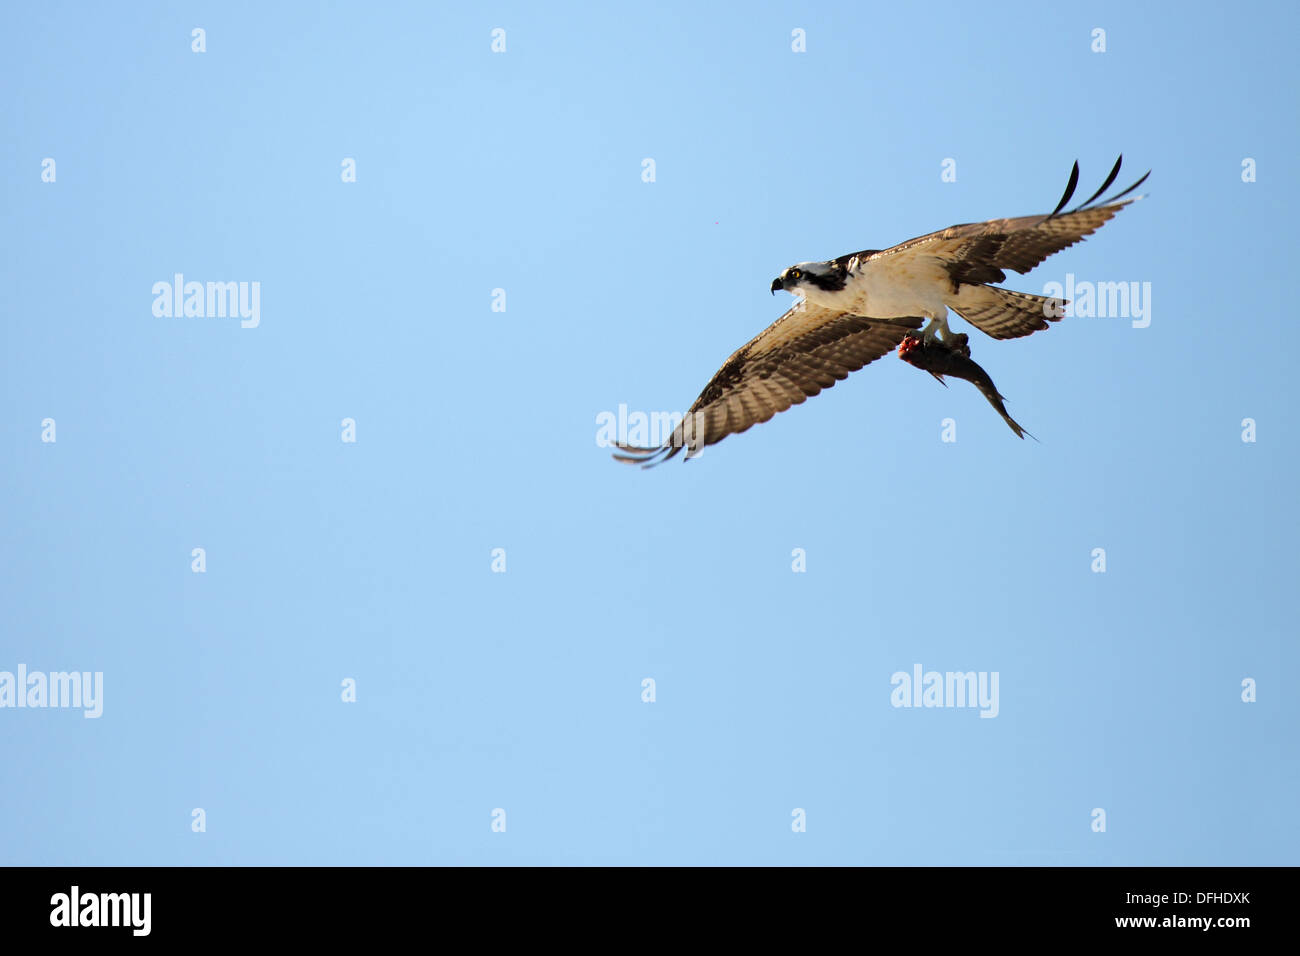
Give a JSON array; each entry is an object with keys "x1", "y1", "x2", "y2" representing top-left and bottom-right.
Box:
[
  {"x1": 770, "y1": 261, "x2": 835, "y2": 296},
  {"x1": 770, "y1": 266, "x2": 803, "y2": 296}
]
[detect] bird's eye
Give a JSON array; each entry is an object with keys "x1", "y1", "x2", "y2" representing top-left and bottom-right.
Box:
[{"x1": 790, "y1": 269, "x2": 802, "y2": 279}]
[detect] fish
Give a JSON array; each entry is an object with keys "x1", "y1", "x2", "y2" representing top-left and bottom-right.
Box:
[{"x1": 897, "y1": 333, "x2": 1034, "y2": 440}]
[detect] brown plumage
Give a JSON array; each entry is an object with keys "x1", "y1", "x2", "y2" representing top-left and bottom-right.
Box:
[{"x1": 613, "y1": 307, "x2": 921, "y2": 467}]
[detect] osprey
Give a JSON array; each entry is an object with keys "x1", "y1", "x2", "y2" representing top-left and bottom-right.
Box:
[{"x1": 613, "y1": 157, "x2": 1148, "y2": 467}]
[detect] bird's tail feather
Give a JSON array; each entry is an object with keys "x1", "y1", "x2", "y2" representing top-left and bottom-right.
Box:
[{"x1": 950, "y1": 286, "x2": 1066, "y2": 341}]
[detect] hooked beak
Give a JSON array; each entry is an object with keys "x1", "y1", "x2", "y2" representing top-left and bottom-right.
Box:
[{"x1": 770, "y1": 277, "x2": 783, "y2": 295}]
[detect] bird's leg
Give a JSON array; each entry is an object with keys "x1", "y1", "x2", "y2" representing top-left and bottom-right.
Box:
[
  {"x1": 920, "y1": 313, "x2": 955, "y2": 347},
  {"x1": 919, "y1": 316, "x2": 942, "y2": 346},
  {"x1": 921, "y1": 314, "x2": 975, "y2": 357}
]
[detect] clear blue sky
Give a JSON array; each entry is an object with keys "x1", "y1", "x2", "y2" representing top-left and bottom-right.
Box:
[{"x1": 2, "y1": 1, "x2": 1296, "y2": 865}]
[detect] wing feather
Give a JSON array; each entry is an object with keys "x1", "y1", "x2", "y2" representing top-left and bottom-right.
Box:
[
  {"x1": 614, "y1": 303, "x2": 922, "y2": 467},
  {"x1": 856, "y1": 157, "x2": 1149, "y2": 287}
]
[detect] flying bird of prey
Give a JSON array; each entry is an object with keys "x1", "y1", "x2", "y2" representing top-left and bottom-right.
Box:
[{"x1": 613, "y1": 157, "x2": 1148, "y2": 467}]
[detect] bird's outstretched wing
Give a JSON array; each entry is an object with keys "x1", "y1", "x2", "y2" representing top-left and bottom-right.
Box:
[
  {"x1": 613, "y1": 303, "x2": 922, "y2": 468},
  {"x1": 838, "y1": 156, "x2": 1149, "y2": 339}
]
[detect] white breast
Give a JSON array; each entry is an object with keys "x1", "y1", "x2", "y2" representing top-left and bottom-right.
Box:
[{"x1": 844, "y1": 257, "x2": 950, "y2": 318}]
